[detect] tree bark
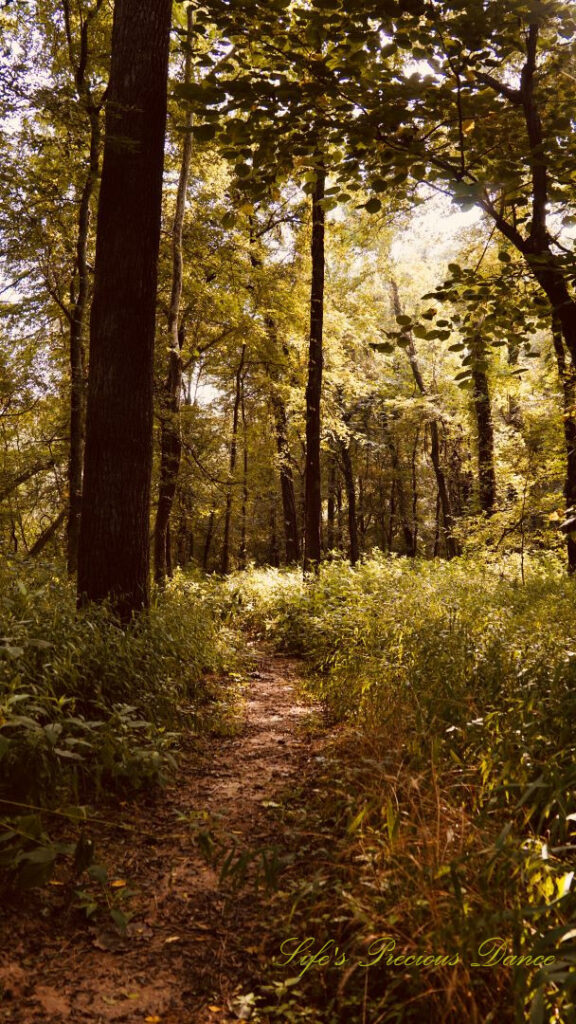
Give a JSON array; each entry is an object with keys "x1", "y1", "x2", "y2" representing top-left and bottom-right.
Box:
[
  {"x1": 77, "y1": 0, "x2": 172, "y2": 620},
  {"x1": 154, "y1": 6, "x2": 194, "y2": 586},
  {"x1": 303, "y1": 165, "x2": 325, "y2": 573},
  {"x1": 470, "y1": 330, "x2": 497, "y2": 515}
]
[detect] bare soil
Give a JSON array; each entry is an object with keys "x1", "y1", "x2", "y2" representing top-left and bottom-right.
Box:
[{"x1": 0, "y1": 646, "x2": 328, "y2": 1024}]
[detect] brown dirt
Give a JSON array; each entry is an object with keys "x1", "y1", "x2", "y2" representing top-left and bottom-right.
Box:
[{"x1": 0, "y1": 647, "x2": 328, "y2": 1024}]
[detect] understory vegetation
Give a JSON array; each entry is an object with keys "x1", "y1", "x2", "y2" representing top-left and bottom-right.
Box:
[
  {"x1": 0, "y1": 563, "x2": 231, "y2": 892},
  {"x1": 225, "y1": 554, "x2": 576, "y2": 1023}
]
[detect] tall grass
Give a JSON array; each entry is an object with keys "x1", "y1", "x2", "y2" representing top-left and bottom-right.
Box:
[{"x1": 227, "y1": 553, "x2": 576, "y2": 1023}]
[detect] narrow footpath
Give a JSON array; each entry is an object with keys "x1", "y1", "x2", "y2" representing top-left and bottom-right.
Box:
[{"x1": 0, "y1": 647, "x2": 328, "y2": 1024}]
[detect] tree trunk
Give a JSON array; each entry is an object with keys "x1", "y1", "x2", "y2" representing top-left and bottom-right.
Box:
[
  {"x1": 384, "y1": 423, "x2": 415, "y2": 556},
  {"x1": 220, "y1": 345, "x2": 246, "y2": 575},
  {"x1": 340, "y1": 440, "x2": 359, "y2": 566},
  {"x1": 203, "y1": 511, "x2": 215, "y2": 572},
  {"x1": 29, "y1": 509, "x2": 67, "y2": 559},
  {"x1": 238, "y1": 384, "x2": 248, "y2": 569},
  {"x1": 411, "y1": 427, "x2": 420, "y2": 556},
  {"x1": 67, "y1": 104, "x2": 101, "y2": 576},
  {"x1": 272, "y1": 393, "x2": 300, "y2": 563},
  {"x1": 552, "y1": 315, "x2": 576, "y2": 573},
  {"x1": 77, "y1": 0, "x2": 172, "y2": 620},
  {"x1": 303, "y1": 165, "x2": 325, "y2": 572},
  {"x1": 268, "y1": 503, "x2": 280, "y2": 567},
  {"x1": 326, "y1": 457, "x2": 336, "y2": 553},
  {"x1": 154, "y1": 7, "x2": 194, "y2": 586},
  {"x1": 358, "y1": 476, "x2": 366, "y2": 550},
  {"x1": 470, "y1": 330, "x2": 497, "y2": 515},
  {"x1": 390, "y1": 279, "x2": 459, "y2": 558},
  {"x1": 61, "y1": 0, "x2": 106, "y2": 576},
  {"x1": 387, "y1": 477, "x2": 396, "y2": 552}
]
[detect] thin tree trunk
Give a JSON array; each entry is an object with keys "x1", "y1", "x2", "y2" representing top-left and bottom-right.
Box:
[
  {"x1": 385, "y1": 428, "x2": 415, "y2": 556},
  {"x1": 238, "y1": 384, "x2": 248, "y2": 569},
  {"x1": 203, "y1": 511, "x2": 215, "y2": 571},
  {"x1": 470, "y1": 329, "x2": 497, "y2": 515},
  {"x1": 220, "y1": 345, "x2": 246, "y2": 575},
  {"x1": 390, "y1": 279, "x2": 460, "y2": 558},
  {"x1": 62, "y1": 0, "x2": 106, "y2": 576},
  {"x1": 29, "y1": 510, "x2": 67, "y2": 559},
  {"x1": 154, "y1": 6, "x2": 194, "y2": 586},
  {"x1": 77, "y1": 0, "x2": 172, "y2": 620},
  {"x1": 340, "y1": 440, "x2": 359, "y2": 566},
  {"x1": 303, "y1": 164, "x2": 325, "y2": 573},
  {"x1": 271, "y1": 393, "x2": 300, "y2": 563},
  {"x1": 67, "y1": 104, "x2": 101, "y2": 576},
  {"x1": 326, "y1": 458, "x2": 336, "y2": 553},
  {"x1": 552, "y1": 314, "x2": 576, "y2": 573},
  {"x1": 268, "y1": 503, "x2": 280, "y2": 567},
  {"x1": 387, "y1": 477, "x2": 396, "y2": 551},
  {"x1": 411, "y1": 427, "x2": 420, "y2": 556},
  {"x1": 433, "y1": 490, "x2": 442, "y2": 557},
  {"x1": 336, "y1": 483, "x2": 343, "y2": 550},
  {"x1": 358, "y1": 476, "x2": 366, "y2": 550}
]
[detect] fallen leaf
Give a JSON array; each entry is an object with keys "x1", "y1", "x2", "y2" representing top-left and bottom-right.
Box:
[
  {"x1": 164, "y1": 936, "x2": 180, "y2": 944},
  {"x1": 208, "y1": 1008, "x2": 222, "y2": 1015},
  {"x1": 145, "y1": 1017, "x2": 162, "y2": 1023},
  {"x1": 111, "y1": 879, "x2": 127, "y2": 888}
]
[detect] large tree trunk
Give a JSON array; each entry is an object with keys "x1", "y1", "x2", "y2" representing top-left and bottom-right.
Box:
[
  {"x1": 77, "y1": 0, "x2": 172, "y2": 620},
  {"x1": 552, "y1": 315, "x2": 576, "y2": 573},
  {"x1": 303, "y1": 165, "x2": 325, "y2": 573},
  {"x1": 390, "y1": 280, "x2": 460, "y2": 558},
  {"x1": 154, "y1": 7, "x2": 194, "y2": 586},
  {"x1": 470, "y1": 330, "x2": 497, "y2": 515}
]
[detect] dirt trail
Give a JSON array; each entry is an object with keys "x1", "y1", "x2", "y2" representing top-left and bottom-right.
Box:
[{"x1": 0, "y1": 646, "x2": 326, "y2": 1024}]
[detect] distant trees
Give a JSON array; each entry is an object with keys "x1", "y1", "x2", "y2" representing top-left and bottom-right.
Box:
[{"x1": 1, "y1": 0, "x2": 576, "y2": 587}]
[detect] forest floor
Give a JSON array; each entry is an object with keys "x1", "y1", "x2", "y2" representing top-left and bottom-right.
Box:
[{"x1": 0, "y1": 642, "x2": 331, "y2": 1024}]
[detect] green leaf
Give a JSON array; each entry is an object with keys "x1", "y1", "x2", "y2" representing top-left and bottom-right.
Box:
[
  {"x1": 191, "y1": 123, "x2": 217, "y2": 142},
  {"x1": 363, "y1": 198, "x2": 382, "y2": 214}
]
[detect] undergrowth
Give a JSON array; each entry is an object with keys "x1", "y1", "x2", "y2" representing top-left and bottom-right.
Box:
[
  {"x1": 0, "y1": 561, "x2": 231, "y2": 895},
  {"x1": 225, "y1": 553, "x2": 576, "y2": 1024}
]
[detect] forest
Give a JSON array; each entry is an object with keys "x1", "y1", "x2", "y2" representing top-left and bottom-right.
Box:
[{"x1": 1, "y1": 0, "x2": 576, "y2": 1021}]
